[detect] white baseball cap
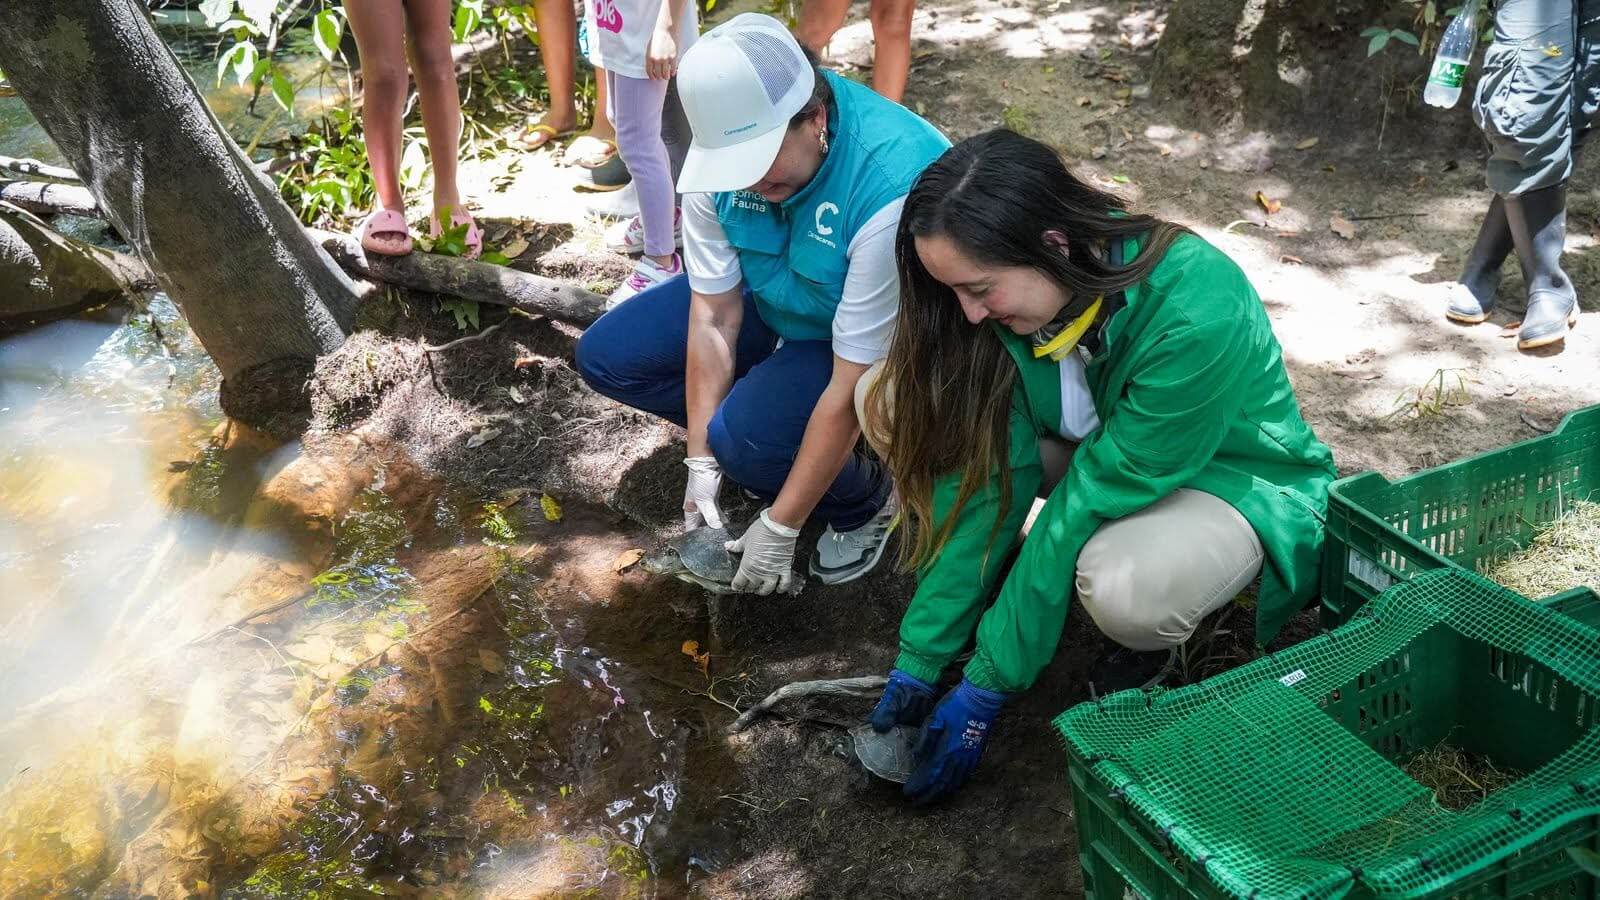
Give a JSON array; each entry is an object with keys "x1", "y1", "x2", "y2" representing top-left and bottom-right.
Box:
[{"x1": 674, "y1": 13, "x2": 816, "y2": 194}]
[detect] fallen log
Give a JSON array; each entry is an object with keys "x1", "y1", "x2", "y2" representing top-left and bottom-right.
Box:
[
  {"x1": 0, "y1": 156, "x2": 81, "y2": 184},
  {"x1": 315, "y1": 230, "x2": 606, "y2": 327},
  {"x1": 0, "y1": 203, "x2": 155, "y2": 328},
  {"x1": 0, "y1": 187, "x2": 608, "y2": 327},
  {"x1": 0, "y1": 181, "x2": 100, "y2": 218}
]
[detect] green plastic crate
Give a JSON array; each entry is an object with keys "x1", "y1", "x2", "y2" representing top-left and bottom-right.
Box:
[
  {"x1": 1058, "y1": 571, "x2": 1600, "y2": 900},
  {"x1": 1322, "y1": 404, "x2": 1600, "y2": 628}
]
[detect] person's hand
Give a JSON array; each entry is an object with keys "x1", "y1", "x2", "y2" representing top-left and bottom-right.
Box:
[
  {"x1": 869, "y1": 669, "x2": 936, "y2": 733},
  {"x1": 683, "y1": 456, "x2": 724, "y2": 530},
  {"x1": 646, "y1": 28, "x2": 678, "y2": 79},
  {"x1": 725, "y1": 509, "x2": 799, "y2": 595},
  {"x1": 904, "y1": 679, "x2": 1006, "y2": 805}
]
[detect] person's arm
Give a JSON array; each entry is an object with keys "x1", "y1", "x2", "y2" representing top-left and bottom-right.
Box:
[
  {"x1": 646, "y1": 0, "x2": 689, "y2": 79},
  {"x1": 685, "y1": 285, "x2": 743, "y2": 456},
  {"x1": 768, "y1": 200, "x2": 902, "y2": 528},
  {"x1": 963, "y1": 315, "x2": 1250, "y2": 693},
  {"x1": 892, "y1": 393, "x2": 1042, "y2": 684}
]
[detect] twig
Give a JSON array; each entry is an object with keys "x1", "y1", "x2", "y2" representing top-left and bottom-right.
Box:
[
  {"x1": 423, "y1": 319, "x2": 506, "y2": 352},
  {"x1": 185, "y1": 588, "x2": 318, "y2": 646},
  {"x1": 727, "y1": 675, "x2": 887, "y2": 733},
  {"x1": 641, "y1": 670, "x2": 744, "y2": 715},
  {"x1": 0, "y1": 155, "x2": 80, "y2": 184},
  {"x1": 1346, "y1": 212, "x2": 1427, "y2": 222}
]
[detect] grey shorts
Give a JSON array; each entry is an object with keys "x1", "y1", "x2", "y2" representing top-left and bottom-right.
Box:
[{"x1": 1474, "y1": 0, "x2": 1600, "y2": 194}]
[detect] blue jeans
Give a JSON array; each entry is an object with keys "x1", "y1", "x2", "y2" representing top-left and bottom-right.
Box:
[{"x1": 575, "y1": 275, "x2": 888, "y2": 531}]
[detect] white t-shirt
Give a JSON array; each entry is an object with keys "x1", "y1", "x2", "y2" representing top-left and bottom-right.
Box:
[
  {"x1": 1058, "y1": 351, "x2": 1101, "y2": 440},
  {"x1": 581, "y1": 0, "x2": 698, "y2": 80},
  {"x1": 681, "y1": 192, "x2": 904, "y2": 366}
]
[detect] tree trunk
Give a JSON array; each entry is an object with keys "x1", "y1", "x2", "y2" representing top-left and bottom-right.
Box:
[
  {"x1": 1152, "y1": 0, "x2": 1250, "y2": 107},
  {"x1": 0, "y1": 203, "x2": 153, "y2": 329},
  {"x1": 0, "y1": 0, "x2": 359, "y2": 432}
]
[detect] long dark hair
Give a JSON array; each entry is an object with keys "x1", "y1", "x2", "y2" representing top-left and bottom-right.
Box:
[{"x1": 868, "y1": 129, "x2": 1190, "y2": 570}]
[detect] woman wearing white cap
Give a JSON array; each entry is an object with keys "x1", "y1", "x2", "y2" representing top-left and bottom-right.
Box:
[{"x1": 577, "y1": 13, "x2": 950, "y2": 593}]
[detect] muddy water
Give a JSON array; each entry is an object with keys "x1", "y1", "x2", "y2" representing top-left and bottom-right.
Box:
[{"x1": 0, "y1": 301, "x2": 736, "y2": 896}]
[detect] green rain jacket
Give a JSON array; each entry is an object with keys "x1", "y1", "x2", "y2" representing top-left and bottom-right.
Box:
[{"x1": 893, "y1": 233, "x2": 1337, "y2": 694}]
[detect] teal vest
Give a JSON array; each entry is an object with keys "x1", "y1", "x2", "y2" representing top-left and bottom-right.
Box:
[{"x1": 712, "y1": 72, "x2": 950, "y2": 342}]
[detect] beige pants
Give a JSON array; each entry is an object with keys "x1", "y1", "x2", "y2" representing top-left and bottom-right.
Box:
[{"x1": 854, "y1": 361, "x2": 1263, "y2": 651}]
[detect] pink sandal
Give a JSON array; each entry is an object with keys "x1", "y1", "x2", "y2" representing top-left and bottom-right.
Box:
[
  {"x1": 430, "y1": 206, "x2": 483, "y2": 260},
  {"x1": 358, "y1": 208, "x2": 414, "y2": 256}
]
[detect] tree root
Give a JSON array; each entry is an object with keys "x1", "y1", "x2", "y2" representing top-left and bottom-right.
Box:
[{"x1": 727, "y1": 675, "x2": 887, "y2": 734}]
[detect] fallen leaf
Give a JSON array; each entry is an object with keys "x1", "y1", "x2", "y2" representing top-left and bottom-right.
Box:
[
  {"x1": 1199, "y1": 158, "x2": 1211, "y2": 170},
  {"x1": 1323, "y1": 164, "x2": 1337, "y2": 173},
  {"x1": 466, "y1": 427, "x2": 502, "y2": 449},
  {"x1": 507, "y1": 385, "x2": 526, "y2": 404},
  {"x1": 1280, "y1": 254, "x2": 1304, "y2": 265},
  {"x1": 681, "y1": 639, "x2": 710, "y2": 676},
  {"x1": 1500, "y1": 322, "x2": 1522, "y2": 338},
  {"x1": 1255, "y1": 191, "x2": 1281, "y2": 215},
  {"x1": 1114, "y1": 87, "x2": 1132, "y2": 100},
  {"x1": 1158, "y1": 144, "x2": 1172, "y2": 157},
  {"x1": 500, "y1": 486, "x2": 532, "y2": 506},
  {"x1": 478, "y1": 649, "x2": 506, "y2": 674},
  {"x1": 286, "y1": 635, "x2": 335, "y2": 666},
  {"x1": 1329, "y1": 214, "x2": 1357, "y2": 239},
  {"x1": 1090, "y1": 145, "x2": 1108, "y2": 159},
  {"x1": 502, "y1": 236, "x2": 530, "y2": 259},
  {"x1": 1294, "y1": 137, "x2": 1319, "y2": 150},
  {"x1": 1075, "y1": 95, "x2": 1092, "y2": 107},
  {"x1": 540, "y1": 493, "x2": 563, "y2": 522},
  {"x1": 364, "y1": 632, "x2": 390, "y2": 655},
  {"x1": 1502, "y1": 385, "x2": 1519, "y2": 397},
  {"x1": 612, "y1": 548, "x2": 644, "y2": 574},
  {"x1": 513, "y1": 356, "x2": 538, "y2": 369},
  {"x1": 915, "y1": 101, "x2": 926, "y2": 115},
  {"x1": 1333, "y1": 368, "x2": 1381, "y2": 380},
  {"x1": 1111, "y1": 174, "x2": 1130, "y2": 184}
]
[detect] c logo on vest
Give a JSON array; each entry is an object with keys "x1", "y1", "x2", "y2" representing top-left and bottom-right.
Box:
[{"x1": 814, "y1": 202, "x2": 839, "y2": 237}]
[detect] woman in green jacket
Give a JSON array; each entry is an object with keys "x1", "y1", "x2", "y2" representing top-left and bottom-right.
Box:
[{"x1": 856, "y1": 130, "x2": 1337, "y2": 804}]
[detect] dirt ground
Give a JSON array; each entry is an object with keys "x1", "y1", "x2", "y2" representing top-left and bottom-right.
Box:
[
  {"x1": 281, "y1": 0, "x2": 1600, "y2": 895},
  {"x1": 12, "y1": 0, "x2": 1600, "y2": 895}
]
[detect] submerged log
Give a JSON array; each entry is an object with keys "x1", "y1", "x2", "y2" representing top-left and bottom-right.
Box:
[{"x1": 0, "y1": 203, "x2": 155, "y2": 328}]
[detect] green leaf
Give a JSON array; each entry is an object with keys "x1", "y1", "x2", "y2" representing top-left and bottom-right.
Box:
[
  {"x1": 233, "y1": 42, "x2": 260, "y2": 87},
  {"x1": 1423, "y1": 2, "x2": 1437, "y2": 25},
  {"x1": 271, "y1": 70, "x2": 296, "y2": 115},
  {"x1": 1368, "y1": 31, "x2": 1390, "y2": 56},
  {"x1": 248, "y1": 57, "x2": 272, "y2": 88},
  {"x1": 453, "y1": 0, "x2": 485, "y2": 42},
  {"x1": 1392, "y1": 29, "x2": 1420, "y2": 46},
  {"x1": 200, "y1": 0, "x2": 236, "y2": 28},
  {"x1": 1111, "y1": 174, "x2": 1130, "y2": 184},
  {"x1": 1360, "y1": 26, "x2": 1388, "y2": 38},
  {"x1": 480, "y1": 251, "x2": 512, "y2": 266},
  {"x1": 313, "y1": 9, "x2": 344, "y2": 63},
  {"x1": 1569, "y1": 847, "x2": 1600, "y2": 876},
  {"x1": 216, "y1": 42, "x2": 247, "y2": 87}
]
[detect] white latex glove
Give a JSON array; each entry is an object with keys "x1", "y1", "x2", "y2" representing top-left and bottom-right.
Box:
[
  {"x1": 726, "y1": 508, "x2": 801, "y2": 595},
  {"x1": 683, "y1": 456, "x2": 725, "y2": 530}
]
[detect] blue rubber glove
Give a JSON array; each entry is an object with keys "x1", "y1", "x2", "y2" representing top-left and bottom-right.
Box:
[
  {"x1": 904, "y1": 679, "x2": 1007, "y2": 805},
  {"x1": 869, "y1": 669, "x2": 937, "y2": 733}
]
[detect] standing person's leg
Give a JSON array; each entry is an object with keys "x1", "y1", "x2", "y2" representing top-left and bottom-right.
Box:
[
  {"x1": 1075, "y1": 489, "x2": 1264, "y2": 651},
  {"x1": 520, "y1": 0, "x2": 580, "y2": 147},
  {"x1": 345, "y1": 0, "x2": 412, "y2": 254},
  {"x1": 795, "y1": 0, "x2": 852, "y2": 59},
  {"x1": 608, "y1": 74, "x2": 679, "y2": 277},
  {"x1": 1445, "y1": 196, "x2": 1514, "y2": 323},
  {"x1": 709, "y1": 341, "x2": 889, "y2": 532},
  {"x1": 404, "y1": 0, "x2": 482, "y2": 255},
  {"x1": 867, "y1": 0, "x2": 916, "y2": 102},
  {"x1": 575, "y1": 278, "x2": 778, "y2": 424}
]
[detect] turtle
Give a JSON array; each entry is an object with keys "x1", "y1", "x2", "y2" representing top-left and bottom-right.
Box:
[
  {"x1": 850, "y1": 722, "x2": 922, "y2": 783},
  {"x1": 642, "y1": 526, "x2": 739, "y2": 594},
  {"x1": 641, "y1": 525, "x2": 805, "y2": 595}
]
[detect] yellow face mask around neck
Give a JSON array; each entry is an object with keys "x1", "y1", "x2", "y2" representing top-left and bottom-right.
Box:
[{"x1": 1031, "y1": 296, "x2": 1103, "y2": 361}]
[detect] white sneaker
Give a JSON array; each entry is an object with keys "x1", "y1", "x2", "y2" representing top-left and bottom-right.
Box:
[
  {"x1": 585, "y1": 181, "x2": 640, "y2": 218},
  {"x1": 607, "y1": 254, "x2": 683, "y2": 309},
  {"x1": 809, "y1": 493, "x2": 899, "y2": 585},
  {"x1": 605, "y1": 208, "x2": 684, "y2": 254}
]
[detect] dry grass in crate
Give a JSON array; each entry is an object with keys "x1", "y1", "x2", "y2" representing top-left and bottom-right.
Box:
[
  {"x1": 1401, "y1": 741, "x2": 1522, "y2": 812},
  {"x1": 1487, "y1": 500, "x2": 1600, "y2": 600}
]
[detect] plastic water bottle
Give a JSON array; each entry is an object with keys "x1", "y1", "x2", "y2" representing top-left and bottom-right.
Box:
[{"x1": 1425, "y1": 0, "x2": 1482, "y2": 108}]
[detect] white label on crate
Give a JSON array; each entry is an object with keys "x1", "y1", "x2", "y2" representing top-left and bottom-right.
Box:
[
  {"x1": 1347, "y1": 549, "x2": 1396, "y2": 592},
  {"x1": 1279, "y1": 669, "x2": 1308, "y2": 687}
]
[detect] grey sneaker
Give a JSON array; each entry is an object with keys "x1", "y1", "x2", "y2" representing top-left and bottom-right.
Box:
[{"x1": 809, "y1": 494, "x2": 899, "y2": 585}]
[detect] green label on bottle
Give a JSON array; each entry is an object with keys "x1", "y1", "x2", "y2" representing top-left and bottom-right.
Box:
[{"x1": 1428, "y1": 58, "x2": 1467, "y2": 88}]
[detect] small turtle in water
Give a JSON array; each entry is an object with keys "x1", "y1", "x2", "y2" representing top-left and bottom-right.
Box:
[{"x1": 641, "y1": 525, "x2": 805, "y2": 595}]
